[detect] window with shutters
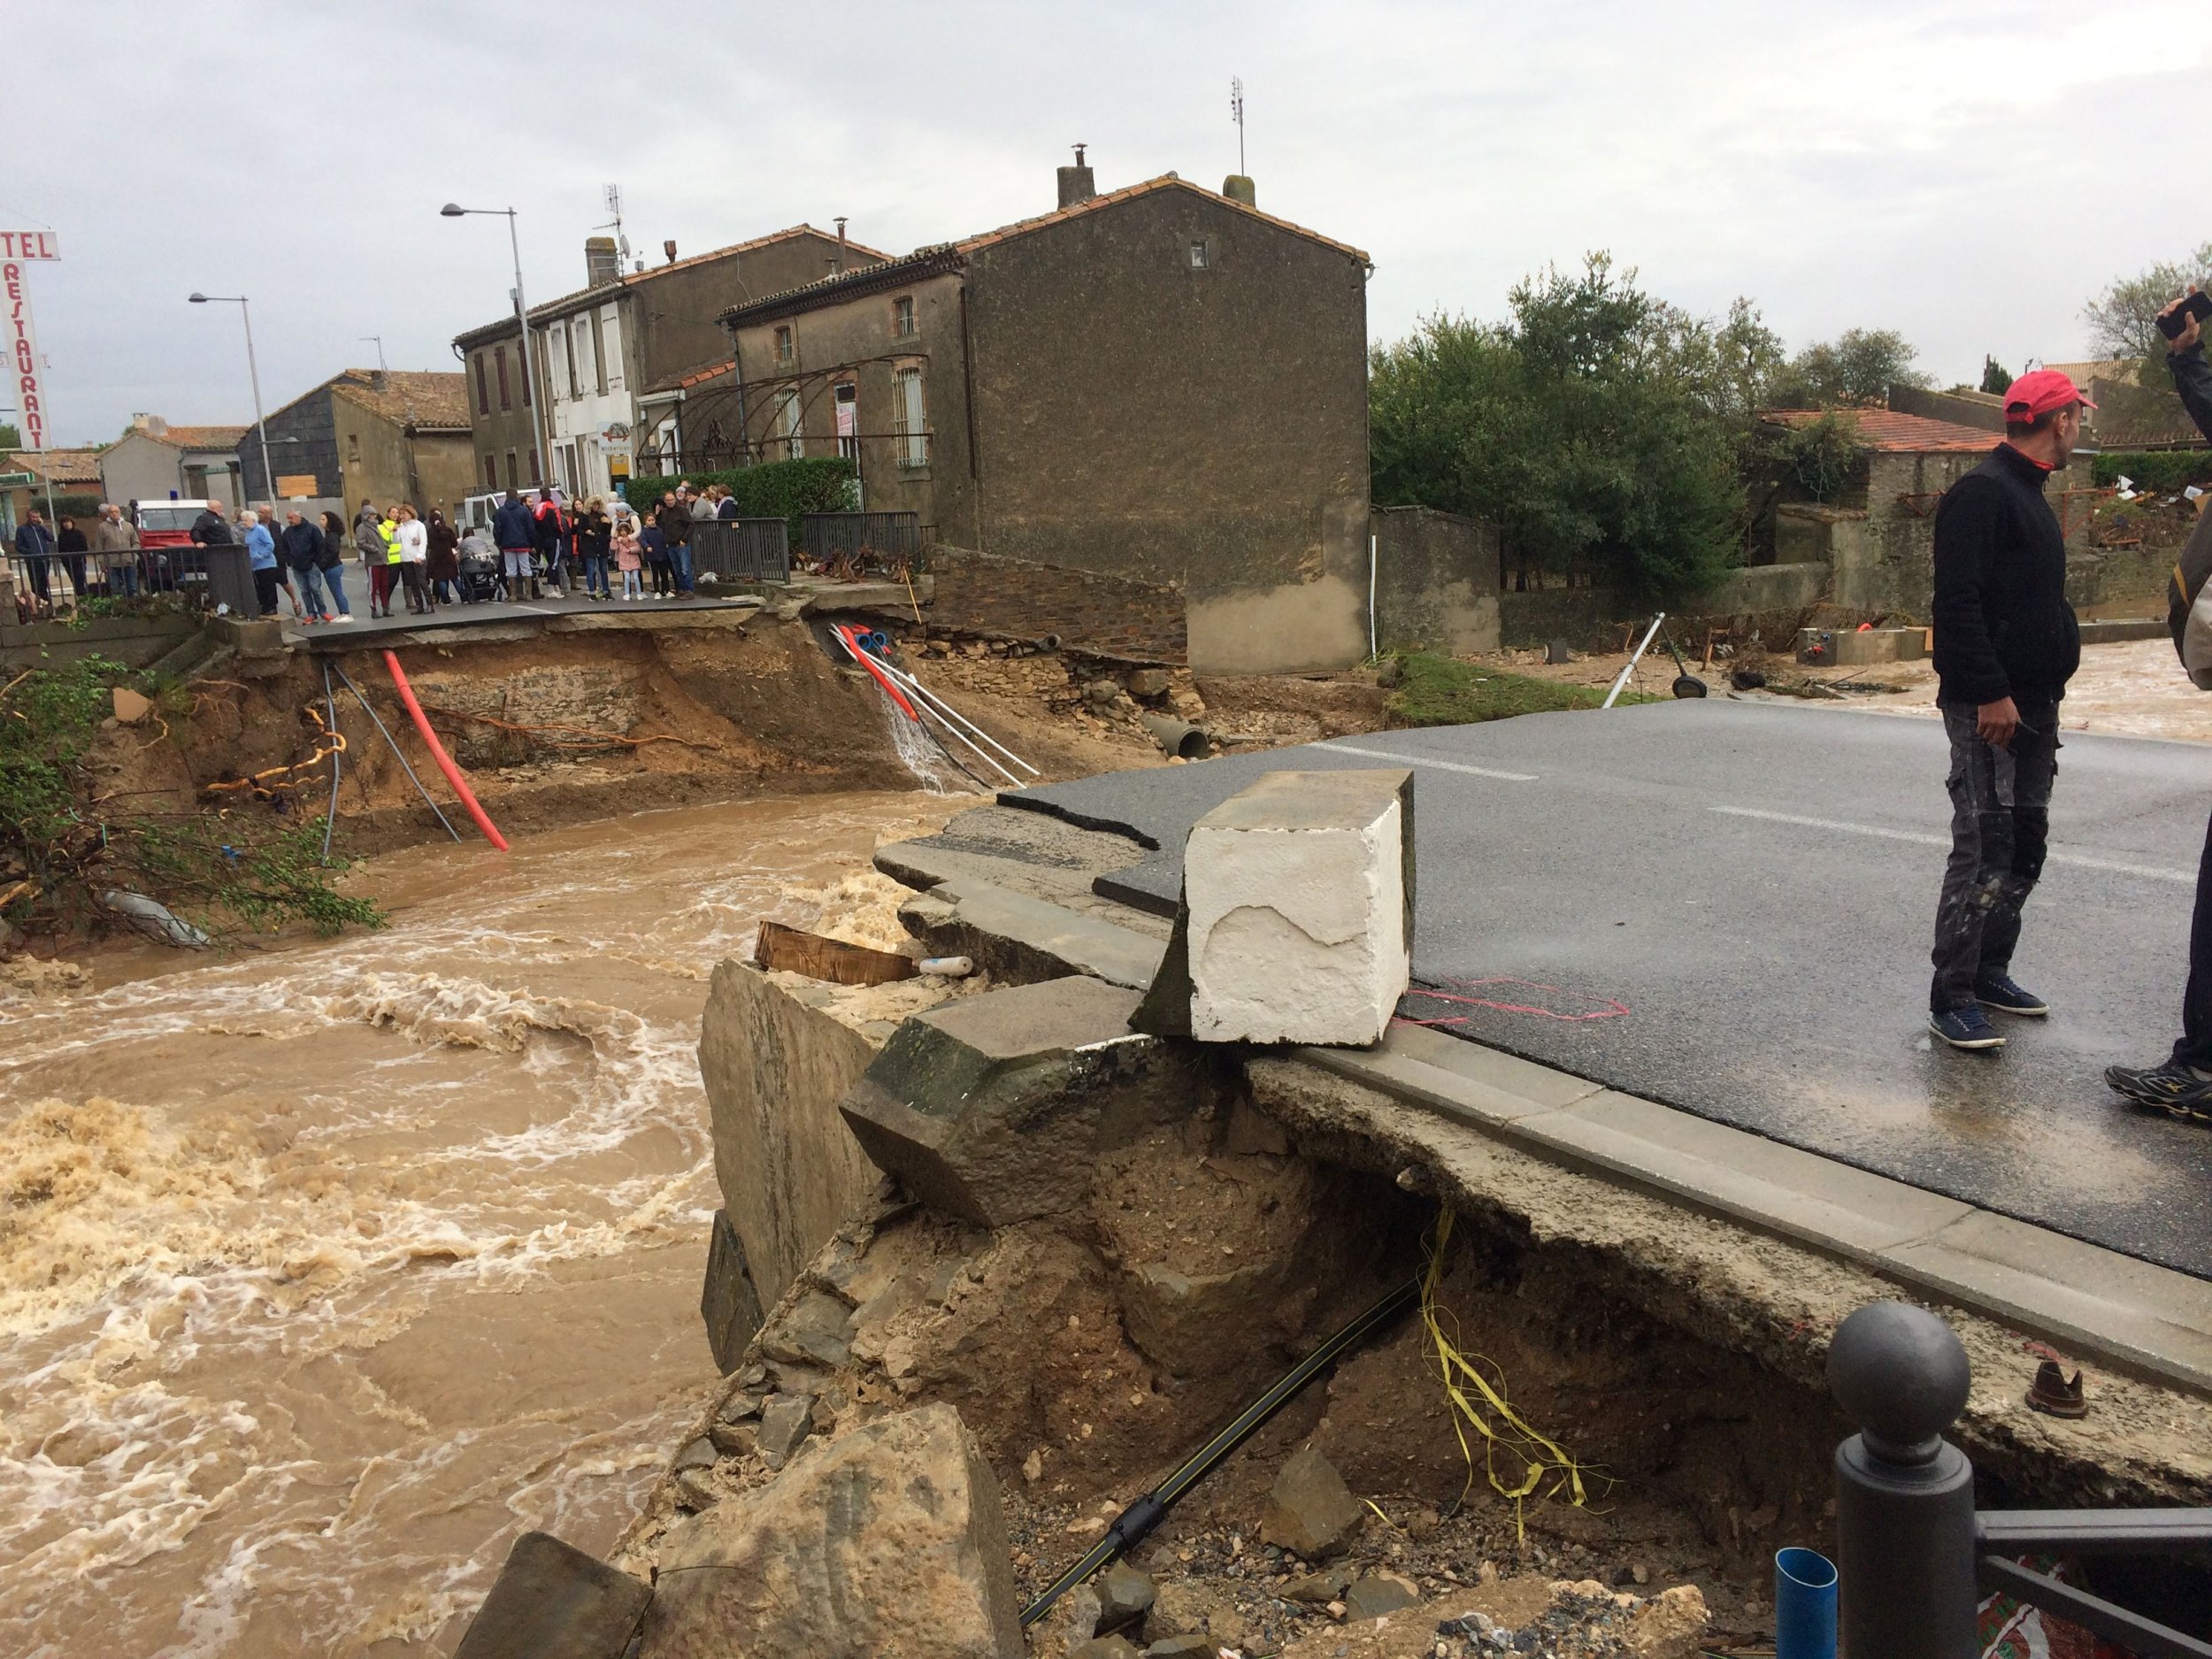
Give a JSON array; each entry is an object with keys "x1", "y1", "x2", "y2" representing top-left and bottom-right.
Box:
[
  {"x1": 473, "y1": 353, "x2": 490, "y2": 415},
  {"x1": 482, "y1": 453, "x2": 497, "y2": 490},
  {"x1": 894, "y1": 365, "x2": 927, "y2": 467},
  {"x1": 495, "y1": 346, "x2": 511, "y2": 411},
  {"x1": 893, "y1": 296, "x2": 915, "y2": 338},
  {"x1": 774, "y1": 325, "x2": 795, "y2": 366},
  {"x1": 772, "y1": 389, "x2": 803, "y2": 461}
]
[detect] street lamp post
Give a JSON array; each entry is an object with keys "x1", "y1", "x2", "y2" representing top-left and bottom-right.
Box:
[
  {"x1": 442, "y1": 204, "x2": 549, "y2": 493},
  {"x1": 188, "y1": 293, "x2": 277, "y2": 512}
]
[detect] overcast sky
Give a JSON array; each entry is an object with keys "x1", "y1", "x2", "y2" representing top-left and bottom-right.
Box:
[{"x1": 10, "y1": 0, "x2": 2207, "y2": 445}]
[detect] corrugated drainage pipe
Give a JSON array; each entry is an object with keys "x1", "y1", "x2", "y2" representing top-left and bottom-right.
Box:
[{"x1": 1140, "y1": 712, "x2": 1210, "y2": 760}]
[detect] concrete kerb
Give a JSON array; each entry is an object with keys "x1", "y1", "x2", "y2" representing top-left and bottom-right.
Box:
[{"x1": 871, "y1": 849, "x2": 2212, "y2": 1397}]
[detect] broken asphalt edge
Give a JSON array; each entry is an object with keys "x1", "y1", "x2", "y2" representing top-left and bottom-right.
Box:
[{"x1": 873, "y1": 841, "x2": 2212, "y2": 1400}]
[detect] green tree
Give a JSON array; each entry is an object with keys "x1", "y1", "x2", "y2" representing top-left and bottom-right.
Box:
[
  {"x1": 1769, "y1": 411, "x2": 1868, "y2": 502},
  {"x1": 0, "y1": 422, "x2": 19, "y2": 449},
  {"x1": 1370, "y1": 254, "x2": 1745, "y2": 602},
  {"x1": 2082, "y1": 242, "x2": 2212, "y2": 361},
  {"x1": 1980, "y1": 356, "x2": 2014, "y2": 396},
  {"x1": 1764, "y1": 328, "x2": 1929, "y2": 407}
]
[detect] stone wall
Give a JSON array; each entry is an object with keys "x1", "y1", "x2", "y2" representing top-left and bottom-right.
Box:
[
  {"x1": 1495, "y1": 563, "x2": 1832, "y2": 650},
  {"x1": 0, "y1": 611, "x2": 201, "y2": 672},
  {"x1": 1371, "y1": 505, "x2": 1501, "y2": 656},
  {"x1": 926, "y1": 543, "x2": 1187, "y2": 663}
]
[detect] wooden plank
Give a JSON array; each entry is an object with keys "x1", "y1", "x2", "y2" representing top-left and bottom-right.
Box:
[{"x1": 752, "y1": 919, "x2": 916, "y2": 987}]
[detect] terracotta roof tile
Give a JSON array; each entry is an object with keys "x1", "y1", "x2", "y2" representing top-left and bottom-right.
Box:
[
  {"x1": 454, "y1": 225, "x2": 885, "y2": 345},
  {"x1": 138, "y1": 423, "x2": 248, "y2": 451},
  {"x1": 5, "y1": 447, "x2": 104, "y2": 483},
  {"x1": 327, "y1": 369, "x2": 470, "y2": 430},
  {"x1": 1762, "y1": 408, "x2": 1998, "y2": 454}
]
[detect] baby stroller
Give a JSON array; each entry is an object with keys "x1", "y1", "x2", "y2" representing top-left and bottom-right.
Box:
[{"x1": 457, "y1": 537, "x2": 502, "y2": 601}]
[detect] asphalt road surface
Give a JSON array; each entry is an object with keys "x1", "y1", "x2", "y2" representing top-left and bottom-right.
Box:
[{"x1": 1005, "y1": 700, "x2": 2212, "y2": 1279}]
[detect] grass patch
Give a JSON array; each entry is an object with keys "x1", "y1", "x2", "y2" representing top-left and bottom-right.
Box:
[{"x1": 1386, "y1": 652, "x2": 1660, "y2": 727}]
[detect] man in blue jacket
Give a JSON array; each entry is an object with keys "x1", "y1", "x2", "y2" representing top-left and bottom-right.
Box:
[
  {"x1": 492, "y1": 489, "x2": 538, "y2": 601},
  {"x1": 1924, "y1": 367, "x2": 2087, "y2": 1051},
  {"x1": 2105, "y1": 292, "x2": 2212, "y2": 1117},
  {"x1": 12, "y1": 507, "x2": 56, "y2": 610}
]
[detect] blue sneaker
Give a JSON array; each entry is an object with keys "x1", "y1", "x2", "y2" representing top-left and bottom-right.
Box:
[
  {"x1": 1975, "y1": 974, "x2": 2049, "y2": 1018},
  {"x1": 1930, "y1": 1006, "x2": 2007, "y2": 1050}
]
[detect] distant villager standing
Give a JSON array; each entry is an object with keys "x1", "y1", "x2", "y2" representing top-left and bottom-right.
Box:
[
  {"x1": 357, "y1": 500, "x2": 395, "y2": 618},
  {"x1": 653, "y1": 490, "x2": 688, "y2": 597},
  {"x1": 280, "y1": 509, "x2": 336, "y2": 623},
  {"x1": 91, "y1": 503, "x2": 141, "y2": 599},
  {"x1": 426, "y1": 508, "x2": 460, "y2": 605},
  {"x1": 13, "y1": 508, "x2": 55, "y2": 610},
  {"x1": 576, "y1": 495, "x2": 612, "y2": 601},
  {"x1": 242, "y1": 508, "x2": 286, "y2": 618},
  {"x1": 492, "y1": 488, "x2": 537, "y2": 600},
  {"x1": 395, "y1": 503, "x2": 430, "y2": 614},
  {"x1": 318, "y1": 511, "x2": 355, "y2": 619}
]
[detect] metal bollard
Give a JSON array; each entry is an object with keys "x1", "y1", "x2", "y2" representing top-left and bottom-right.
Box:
[{"x1": 1827, "y1": 1302, "x2": 1979, "y2": 1659}]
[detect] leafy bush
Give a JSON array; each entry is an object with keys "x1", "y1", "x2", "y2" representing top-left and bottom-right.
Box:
[
  {"x1": 1386, "y1": 652, "x2": 1657, "y2": 727},
  {"x1": 1770, "y1": 411, "x2": 1869, "y2": 502},
  {"x1": 619, "y1": 457, "x2": 856, "y2": 534},
  {"x1": 2091, "y1": 450, "x2": 2212, "y2": 491}
]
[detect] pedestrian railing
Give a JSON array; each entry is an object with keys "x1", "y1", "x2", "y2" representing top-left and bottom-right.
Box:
[
  {"x1": 1830, "y1": 1302, "x2": 2212, "y2": 1659},
  {"x1": 688, "y1": 518, "x2": 791, "y2": 584},
  {"x1": 4, "y1": 545, "x2": 235, "y2": 613},
  {"x1": 799, "y1": 511, "x2": 924, "y2": 575}
]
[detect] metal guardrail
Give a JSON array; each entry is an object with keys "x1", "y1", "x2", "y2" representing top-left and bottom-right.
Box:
[
  {"x1": 687, "y1": 518, "x2": 790, "y2": 584},
  {"x1": 799, "y1": 511, "x2": 922, "y2": 572},
  {"x1": 5, "y1": 543, "x2": 252, "y2": 616},
  {"x1": 1830, "y1": 1302, "x2": 2212, "y2": 1659}
]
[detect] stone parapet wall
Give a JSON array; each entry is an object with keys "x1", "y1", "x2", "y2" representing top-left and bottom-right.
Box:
[{"x1": 926, "y1": 543, "x2": 1186, "y2": 664}]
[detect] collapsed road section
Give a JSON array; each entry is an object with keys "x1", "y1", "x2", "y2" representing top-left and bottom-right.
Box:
[{"x1": 441, "y1": 758, "x2": 2212, "y2": 1659}]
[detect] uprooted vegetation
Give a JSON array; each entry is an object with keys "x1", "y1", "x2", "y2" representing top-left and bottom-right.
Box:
[
  {"x1": 1385, "y1": 651, "x2": 1660, "y2": 726},
  {"x1": 0, "y1": 656, "x2": 383, "y2": 945}
]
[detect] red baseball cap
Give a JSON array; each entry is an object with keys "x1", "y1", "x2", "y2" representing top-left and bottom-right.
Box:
[{"x1": 2004, "y1": 367, "x2": 2096, "y2": 422}]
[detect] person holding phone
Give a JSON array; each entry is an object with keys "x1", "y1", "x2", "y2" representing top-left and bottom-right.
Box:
[
  {"x1": 2104, "y1": 290, "x2": 2212, "y2": 1117},
  {"x1": 1924, "y1": 367, "x2": 2090, "y2": 1050}
]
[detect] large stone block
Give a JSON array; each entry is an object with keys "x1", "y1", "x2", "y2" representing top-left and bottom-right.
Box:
[
  {"x1": 699, "y1": 1210, "x2": 765, "y2": 1375},
  {"x1": 639, "y1": 1402, "x2": 1022, "y2": 1658},
  {"x1": 453, "y1": 1531, "x2": 652, "y2": 1659},
  {"x1": 696, "y1": 961, "x2": 883, "y2": 1311},
  {"x1": 1182, "y1": 770, "x2": 1413, "y2": 1047},
  {"x1": 840, "y1": 977, "x2": 1194, "y2": 1227}
]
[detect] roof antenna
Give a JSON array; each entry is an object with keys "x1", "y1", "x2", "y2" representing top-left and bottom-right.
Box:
[
  {"x1": 598, "y1": 183, "x2": 631, "y2": 265},
  {"x1": 1231, "y1": 76, "x2": 1245, "y2": 176},
  {"x1": 359, "y1": 335, "x2": 386, "y2": 373}
]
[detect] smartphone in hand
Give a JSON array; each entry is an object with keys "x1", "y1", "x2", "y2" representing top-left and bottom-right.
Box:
[{"x1": 2158, "y1": 290, "x2": 2212, "y2": 340}]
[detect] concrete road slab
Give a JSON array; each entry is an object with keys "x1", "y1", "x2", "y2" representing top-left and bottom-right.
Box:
[{"x1": 1005, "y1": 701, "x2": 2212, "y2": 1279}]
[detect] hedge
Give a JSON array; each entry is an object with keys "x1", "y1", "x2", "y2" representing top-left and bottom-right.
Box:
[
  {"x1": 618, "y1": 457, "x2": 856, "y2": 534},
  {"x1": 2091, "y1": 450, "x2": 2212, "y2": 491}
]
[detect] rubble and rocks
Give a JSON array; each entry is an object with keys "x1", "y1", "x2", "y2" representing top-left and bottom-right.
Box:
[
  {"x1": 451, "y1": 1532, "x2": 652, "y2": 1659},
  {"x1": 1263, "y1": 1448, "x2": 1365, "y2": 1560},
  {"x1": 639, "y1": 1402, "x2": 1023, "y2": 1658}
]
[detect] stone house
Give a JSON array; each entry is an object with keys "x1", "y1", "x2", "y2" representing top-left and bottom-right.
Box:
[
  {"x1": 681, "y1": 159, "x2": 1372, "y2": 673},
  {"x1": 3, "y1": 446, "x2": 105, "y2": 533},
  {"x1": 452, "y1": 225, "x2": 880, "y2": 503},
  {"x1": 97, "y1": 417, "x2": 247, "y2": 511},
  {"x1": 1757, "y1": 407, "x2": 2075, "y2": 618},
  {"x1": 236, "y1": 370, "x2": 473, "y2": 518}
]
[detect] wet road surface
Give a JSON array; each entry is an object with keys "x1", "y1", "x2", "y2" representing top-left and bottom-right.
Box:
[{"x1": 1007, "y1": 700, "x2": 2212, "y2": 1279}]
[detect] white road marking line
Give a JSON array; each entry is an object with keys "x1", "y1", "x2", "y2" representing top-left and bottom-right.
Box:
[
  {"x1": 1710, "y1": 805, "x2": 2194, "y2": 884},
  {"x1": 1321, "y1": 742, "x2": 1539, "y2": 782}
]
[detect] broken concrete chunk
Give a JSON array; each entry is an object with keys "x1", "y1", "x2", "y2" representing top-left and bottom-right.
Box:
[
  {"x1": 699, "y1": 1209, "x2": 764, "y2": 1375},
  {"x1": 452, "y1": 1531, "x2": 651, "y2": 1659},
  {"x1": 1342, "y1": 1573, "x2": 1420, "y2": 1621},
  {"x1": 759, "y1": 1290, "x2": 855, "y2": 1371},
  {"x1": 1182, "y1": 769, "x2": 1413, "y2": 1048},
  {"x1": 1070, "y1": 1637, "x2": 1143, "y2": 1659},
  {"x1": 754, "y1": 1394, "x2": 815, "y2": 1468},
  {"x1": 641, "y1": 1402, "x2": 1022, "y2": 1659},
  {"x1": 1261, "y1": 1448, "x2": 1363, "y2": 1560},
  {"x1": 1095, "y1": 1562, "x2": 1157, "y2": 1632},
  {"x1": 840, "y1": 977, "x2": 1195, "y2": 1227},
  {"x1": 697, "y1": 962, "x2": 884, "y2": 1314}
]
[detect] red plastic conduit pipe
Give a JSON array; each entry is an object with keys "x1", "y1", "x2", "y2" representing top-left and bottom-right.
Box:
[{"x1": 380, "y1": 649, "x2": 511, "y2": 850}]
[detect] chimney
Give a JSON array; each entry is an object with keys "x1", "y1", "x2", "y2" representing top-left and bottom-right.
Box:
[
  {"x1": 132, "y1": 413, "x2": 167, "y2": 436},
  {"x1": 834, "y1": 216, "x2": 849, "y2": 273},
  {"x1": 663, "y1": 239, "x2": 678, "y2": 265},
  {"x1": 585, "y1": 235, "x2": 619, "y2": 286},
  {"x1": 1056, "y1": 143, "x2": 1095, "y2": 210},
  {"x1": 1222, "y1": 174, "x2": 1256, "y2": 208}
]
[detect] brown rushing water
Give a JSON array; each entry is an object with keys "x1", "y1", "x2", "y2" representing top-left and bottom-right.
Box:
[{"x1": 0, "y1": 791, "x2": 952, "y2": 1657}]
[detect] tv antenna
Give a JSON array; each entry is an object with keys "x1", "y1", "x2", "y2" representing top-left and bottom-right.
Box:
[
  {"x1": 1230, "y1": 76, "x2": 1246, "y2": 175},
  {"x1": 598, "y1": 182, "x2": 631, "y2": 265},
  {"x1": 359, "y1": 335, "x2": 386, "y2": 373}
]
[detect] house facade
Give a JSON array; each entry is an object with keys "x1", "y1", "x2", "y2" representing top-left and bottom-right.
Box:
[
  {"x1": 237, "y1": 370, "x2": 473, "y2": 518},
  {"x1": 97, "y1": 418, "x2": 246, "y2": 510},
  {"x1": 2, "y1": 446, "x2": 104, "y2": 534},
  {"x1": 691, "y1": 165, "x2": 1373, "y2": 672},
  {"x1": 452, "y1": 226, "x2": 879, "y2": 502}
]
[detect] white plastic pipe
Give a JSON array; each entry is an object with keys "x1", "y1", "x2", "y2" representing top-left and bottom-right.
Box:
[
  {"x1": 1603, "y1": 613, "x2": 1666, "y2": 709},
  {"x1": 876, "y1": 657, "x2": 1040, "y2": 777},
  {"x1": 1369, "y1": 533, "x2": 1379, "y2": 660},
  {"x1": 836, "y1": 632, "x2": 1025, "y2": 786}
]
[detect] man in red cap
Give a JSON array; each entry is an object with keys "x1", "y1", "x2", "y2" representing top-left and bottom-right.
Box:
[
  {"x1": 2106, "y1": 290, "x2": 2212, "y2": 1117},
  {"x1": 1924, "y1": 365, "x2": 2090, "y2": 1050}
]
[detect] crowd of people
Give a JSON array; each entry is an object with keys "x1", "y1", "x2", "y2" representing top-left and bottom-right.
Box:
[{"x1": 7, "y1": 477, "x2": 748, "y2": 624}]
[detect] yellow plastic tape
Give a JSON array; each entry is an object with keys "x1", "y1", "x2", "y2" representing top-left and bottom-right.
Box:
[{"x1": 1421, "y1": 1208, "x2": 1608, "y2": 1537}]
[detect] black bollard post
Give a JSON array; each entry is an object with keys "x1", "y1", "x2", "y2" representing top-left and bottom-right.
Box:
[{"x1": 1827, "y1": 1302, "x2": 1979, "y2": 1659}]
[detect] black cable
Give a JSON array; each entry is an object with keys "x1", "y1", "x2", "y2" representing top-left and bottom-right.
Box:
[{"x1": 1018, "y1": 1275, "x2": 1420, "y2": 1628}]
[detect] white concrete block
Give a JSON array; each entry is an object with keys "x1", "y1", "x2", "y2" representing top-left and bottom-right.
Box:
[{"x1": 1184, "y1": 770, "x2": 1412, "y2": 1047}]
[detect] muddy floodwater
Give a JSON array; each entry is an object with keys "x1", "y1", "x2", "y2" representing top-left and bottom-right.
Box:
[{"x1": 0, "y1": 792, "x2": 950, "y2": 1657}]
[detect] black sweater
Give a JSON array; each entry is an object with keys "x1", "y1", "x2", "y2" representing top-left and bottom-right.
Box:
[{"x1": 1931, "y1": 443, "x2": 2079, "y2": 707}]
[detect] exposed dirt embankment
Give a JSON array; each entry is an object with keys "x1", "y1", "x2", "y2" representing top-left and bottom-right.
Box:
[{"x1": 76, "y1": 615, "x2": 1169, "y2": 865}]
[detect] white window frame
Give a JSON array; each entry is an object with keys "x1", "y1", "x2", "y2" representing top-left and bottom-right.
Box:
[
  {"x1": 772, "y1": 388, "x2": 803, "y2": 461},
  {"x1": 893, "y1": 365, "x2": 927, "y2": 468}
]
